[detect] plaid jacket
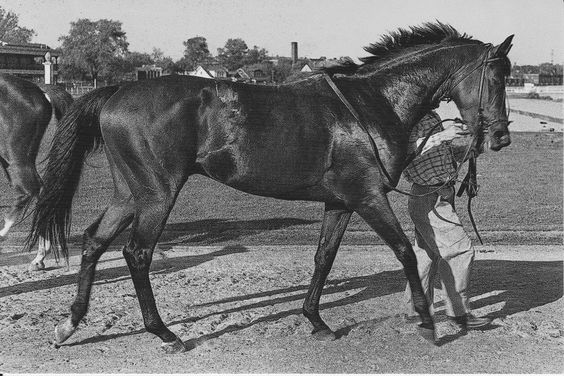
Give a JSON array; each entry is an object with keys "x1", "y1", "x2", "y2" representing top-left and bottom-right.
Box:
[{"x1": 403, "y1": 111, "x2": 458, "y2": 186}]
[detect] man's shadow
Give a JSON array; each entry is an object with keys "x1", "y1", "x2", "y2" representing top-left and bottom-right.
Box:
[{"x1": 469, "y1": 259, "x2": 563, "y2": 318}]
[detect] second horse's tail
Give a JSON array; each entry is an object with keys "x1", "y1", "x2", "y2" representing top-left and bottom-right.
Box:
[
  {"x1": 38, "y1": 83, "x2": 74, "y2": 120},
  {"x1": 26, "y1": 86, "x2": 120, "y2": 260}
]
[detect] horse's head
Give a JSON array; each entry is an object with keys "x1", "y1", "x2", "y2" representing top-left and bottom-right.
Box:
[{"x1": 448, "y1": 35, "x2": 514, "y2": 152}]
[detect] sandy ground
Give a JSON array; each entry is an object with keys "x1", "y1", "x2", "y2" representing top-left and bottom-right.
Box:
[{"x1": 0, "y1": 244, "x2": 562, "y2": 373}]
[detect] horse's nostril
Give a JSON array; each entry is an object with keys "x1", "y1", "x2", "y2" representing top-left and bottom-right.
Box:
[
  {"x1": 493, "y1": 130, "x2": 505, "y2": 139},
  {"x1": 492, "y1": 130, "x2": 511, "y2": 146}
]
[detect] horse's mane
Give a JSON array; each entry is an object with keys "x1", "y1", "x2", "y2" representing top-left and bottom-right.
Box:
[{"x1": 321, "y1": 21, "x2": 480, "y2": 76}]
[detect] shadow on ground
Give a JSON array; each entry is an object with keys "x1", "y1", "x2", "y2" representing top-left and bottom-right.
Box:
[
  {"x1": 11, "y1": 253, "x2": 555, "y2": 350},
  {"x1": 0, "y1": 217, "x2": 319, "y2": 267}
]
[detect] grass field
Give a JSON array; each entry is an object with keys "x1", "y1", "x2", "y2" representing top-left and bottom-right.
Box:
[{"x1": 0, "y1": 131, "x2": 562, "y2": 249}]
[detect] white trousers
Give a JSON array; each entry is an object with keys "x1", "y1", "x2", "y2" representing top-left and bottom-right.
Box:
[{"x1": 405, "y1": 183, "x2": 475, "y2": 317}]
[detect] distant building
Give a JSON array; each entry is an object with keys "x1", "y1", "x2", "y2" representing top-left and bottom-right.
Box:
[
  {"x1": 0, "y1": 41, "x2": 60, "y2": 83},
  {"x1": 238, "y1": 62, "x2": 273, "y2": 83},
  {"x1": 300, "y1": 63, "x2": 313, "y2": 73},
  {"x1": 135, "y1": 64, "x2": 163, "y2": 80},
  {"x1": 523, "y1": 73, "x2": 540, "y2": 85},
  {"x1": 189, "y1": 64, "x2": 228, "y2": 79},
  {"x1": 539, "y1": 74, "x2": 563, "y2": 86}
]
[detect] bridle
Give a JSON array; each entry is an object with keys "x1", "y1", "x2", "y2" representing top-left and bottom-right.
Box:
[{"x1": 324, "y1": 45, "x2": 510, "y2": 244}]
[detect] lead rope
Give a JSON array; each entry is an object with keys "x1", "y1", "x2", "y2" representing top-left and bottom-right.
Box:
[{"x1": 457, "y1": 150, "x2": 484, "y2": 244}]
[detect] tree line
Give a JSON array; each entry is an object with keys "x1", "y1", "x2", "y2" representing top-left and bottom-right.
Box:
[
  {"x1": 57, "y1": 20, "x2": 277, "y2": 84},
  {"x1": 1, "y1": 7, "x2": 281, "y2": 84}
]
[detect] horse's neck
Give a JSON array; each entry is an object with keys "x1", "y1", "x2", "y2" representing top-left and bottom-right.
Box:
[{"x1": 356, "y1": 45, "x2": 483, "y2": 130}]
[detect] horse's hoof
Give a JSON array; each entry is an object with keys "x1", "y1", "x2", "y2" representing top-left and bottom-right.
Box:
[
  {"x1": 417, "y1": 324, "x2": 437, "y2": 345},
  {"x1": 161, "y1": 338, "x2": 187, "y2": 354},
  {"x1": 29, "y1": 261, "x2": 46, "y2": 271},
  {"x1": 312, "y1": 328, "x2": 336, "y2": 341},
  {"x1": 54, "y1": 318, "x2": 77, "y2": 345}
]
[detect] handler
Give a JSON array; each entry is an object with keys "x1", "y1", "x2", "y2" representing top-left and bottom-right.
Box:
[{"x1": 404, "y1": 110, "x2": 491, "y2": 330}]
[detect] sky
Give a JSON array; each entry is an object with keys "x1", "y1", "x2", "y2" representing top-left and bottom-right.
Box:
[{"x1": 1, "y1": 0, "x2": 563, "y2": 66}]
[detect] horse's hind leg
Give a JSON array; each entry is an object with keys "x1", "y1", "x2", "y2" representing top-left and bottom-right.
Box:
[
  {"x1": 303, "y1": 203, "x2": 352, "y2": 340},
  {"x1": 54, "y1": 194, "x2": 135, "y2": 345},
  {"x1": 0, "y1": 163, "x2": 41, "y2": 238},
  {"x1": 122, "y1": 187, "x2": 186, "y2": 353},
  {"x1": 0, "y1": 162, "x2": 53, "y2": 271}
]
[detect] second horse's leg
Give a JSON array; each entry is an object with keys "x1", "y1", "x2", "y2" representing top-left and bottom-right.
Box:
[
  {"x1": 29, "y1": 237, "x2": 51, "y2": 271},
  {"x1": 0, "y1": 163, "x2": 40, "y2": 238}
]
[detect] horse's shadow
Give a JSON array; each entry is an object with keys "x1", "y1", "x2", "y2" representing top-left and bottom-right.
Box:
[
  {"x1": 0, "y1": 245, "x2": 250, "y2": 298},
  {"x1": 67, "y1": 217, "x2": 319, "y2": 248},
  {"x1": 66, "y1": 258, "x2": 562, "y2": 349},
  {"x1": 0, "y1": 217, "x2": 318, "y2": 296}
]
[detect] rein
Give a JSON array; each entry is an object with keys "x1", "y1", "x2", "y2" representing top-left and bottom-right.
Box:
[{"x1": 323, "y1": 74, "x2": 476, "y2": 198}]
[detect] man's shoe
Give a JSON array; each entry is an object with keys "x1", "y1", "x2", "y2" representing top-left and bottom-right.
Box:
[{"x1": 449, "y1": 313, "x2": 491, "y2": 329}]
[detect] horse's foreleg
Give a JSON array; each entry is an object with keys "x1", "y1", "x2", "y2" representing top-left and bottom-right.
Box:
[
  {"x1": 303, "y1": 203, "x2": 352, "y2": 341},
  {"x1": 54, "y1": 197, "x2": 134, "y2": 346},
  {"x1": 123, "y1": 194, "x2": 185, "y2": 354},
  {"x1": 352, "y1": 192, "x2": 436, "y2": 344}
]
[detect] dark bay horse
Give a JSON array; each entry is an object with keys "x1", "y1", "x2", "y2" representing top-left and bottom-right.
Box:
[
  {"x1": 0, "y1": 73, "x2": 73, "y2": 269},
  {"x1": 28, "y1": 23, "x2": 513, "y2": 352}
]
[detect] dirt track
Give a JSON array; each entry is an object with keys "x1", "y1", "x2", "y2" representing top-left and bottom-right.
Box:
[{"x1": 0, "y1": 244, "x2": 562, "y2": 373}]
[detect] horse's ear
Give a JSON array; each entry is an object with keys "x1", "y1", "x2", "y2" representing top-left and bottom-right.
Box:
[{"x1": 492, "y1": 34, "x2": 514, "y2": 57}]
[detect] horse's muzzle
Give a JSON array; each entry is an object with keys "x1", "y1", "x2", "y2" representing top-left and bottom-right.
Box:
[{"x1": 488, "y1": 130, "x2": 511, "y2": 151}]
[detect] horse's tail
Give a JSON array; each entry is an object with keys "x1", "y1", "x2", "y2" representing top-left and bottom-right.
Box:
[
  {"x1": 26, "y1": 85, "x2": 120, "y2": 261},
  {"x1": 37, "y1": 83, "x2": 74, "y2": 120}
]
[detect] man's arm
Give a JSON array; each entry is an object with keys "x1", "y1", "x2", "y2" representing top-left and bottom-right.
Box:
[{"x1": 417, "y1": 122, "x2": 468, "y2": 156}]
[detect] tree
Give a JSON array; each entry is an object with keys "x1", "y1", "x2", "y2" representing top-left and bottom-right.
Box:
[
  {"x1": 217, "y1": 38, "x2": 248, "y2": 70},
  {"x1": 0, "y1": 6, "x2": 35, "y2": 43},
  {"x1": 125, "y1": 51, "x2": 153, "y2": 68},
  {"x1": 178, "y1": 36, "x2": 211, "y2": 71},
  {"x1": 59, "y1": 18, "x2": 129, "y2": 85},
  {"x1": 242, "y1": 45, "x2": 268, "y2": 66}
]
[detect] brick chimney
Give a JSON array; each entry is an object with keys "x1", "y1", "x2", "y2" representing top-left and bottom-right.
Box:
[{"x1": 291, "y1": 42, "x2": 298, "y2": 64}]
